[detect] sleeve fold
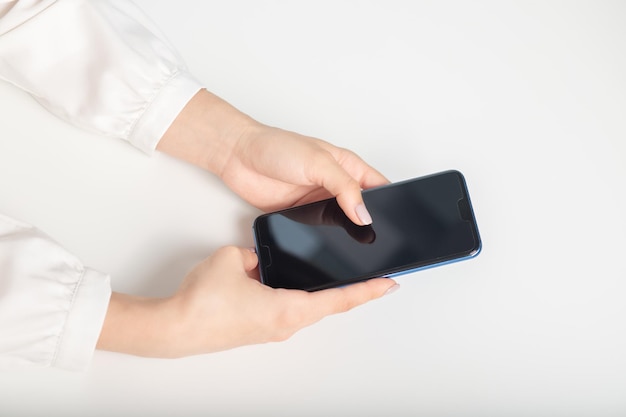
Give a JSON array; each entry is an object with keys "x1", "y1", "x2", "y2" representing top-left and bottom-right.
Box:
[
  {"x1": 0, "y1": 213, "x2": 112, "y2": 371},
  {"x1": 0, "y1": 0, "x2": 203, "y2": 153}
]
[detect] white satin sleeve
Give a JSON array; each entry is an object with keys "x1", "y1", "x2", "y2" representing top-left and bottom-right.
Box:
[
  {"x1": 0, "y1": 0, "x2": 203, "y2": 153},
  {"x1": 0, "y1": 0, "x2": 203, "y2": 370},
  {"x1": 0, "y1": 214, "x2": 112, "y2": 370}
]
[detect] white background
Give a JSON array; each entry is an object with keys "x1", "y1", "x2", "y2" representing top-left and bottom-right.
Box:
[{"x1": 1, "y1": 1, "x2": 625, "y2": 416}]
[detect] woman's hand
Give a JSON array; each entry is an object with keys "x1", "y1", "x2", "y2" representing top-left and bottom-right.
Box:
[
  {"x1": 97, "y1": 246, "x2": 397, "y2": 358},
  {"x1": 129, "y1": 89, "x2": 400, "y2": 359},
  {"x1": 157, "y1": 89, "x2": 388, "y2": 225},
  {"x1": 218, "y1": 125, "x2": 388, "y2": 225}
]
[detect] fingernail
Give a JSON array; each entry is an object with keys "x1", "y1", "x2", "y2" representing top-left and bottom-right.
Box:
[
  {"x1": 355, "y1": 203, "x2": 373, "y2": 225},
  {"x1": 247, "y1": 246, "x2": 257, "y2": 253},
  {"x1": 384, "y1": 283, "x2": 400, "y2": 296}
]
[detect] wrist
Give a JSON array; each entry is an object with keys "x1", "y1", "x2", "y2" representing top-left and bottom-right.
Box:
[
  {"x1": 157, "y1": 88, "x2": 260, "y2": 176},
  {"x1": 96, "y1": 292, "x2": 180, "y2": 358}
]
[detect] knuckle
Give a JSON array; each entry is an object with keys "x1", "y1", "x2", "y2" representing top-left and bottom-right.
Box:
[
  {"x1": 216, "y1": 245, "x2": 241, "y2": 258},
  {"x1": 334, "y1": 288, "x2": 366, "y2": 313},
  {"x1": 305, "y1": 149, "x2": 334, "y2": 172},
  {"x1": 270, "y1": 329, "x2": 296, "y2": 343},
  {"x1": 335, "y1": 298, "x2": 356, "y2": 314}
]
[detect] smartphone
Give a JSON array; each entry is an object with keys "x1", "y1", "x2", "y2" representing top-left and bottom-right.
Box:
[{"x1": 253, "y1": 170, "x2": 481, "y2": 291}]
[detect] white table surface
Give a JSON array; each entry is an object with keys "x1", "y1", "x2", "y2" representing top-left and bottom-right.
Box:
[{"x1": 1, "y1": 1, "x2": 625, "y2": 416}]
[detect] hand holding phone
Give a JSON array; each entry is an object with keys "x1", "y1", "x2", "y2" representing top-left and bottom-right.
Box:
[{"x1": 253, "y1": 170, "x2": 482, "y2": 291}]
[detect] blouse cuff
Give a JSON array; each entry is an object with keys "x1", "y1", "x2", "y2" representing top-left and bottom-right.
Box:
[
  {"x1": 52, "y1": 267, "x2": 112, "y2": 371},
  {"x1": 0, "y1": 213, "x2": 113, "y2": 371},
  {"x1": 129, "y1": 71, "x2": 203, "y2": 154}
]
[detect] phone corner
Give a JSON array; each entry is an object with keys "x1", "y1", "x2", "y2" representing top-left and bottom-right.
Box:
[{"x1": 470, "y1": 240, "x2": 483, "y2": 258}]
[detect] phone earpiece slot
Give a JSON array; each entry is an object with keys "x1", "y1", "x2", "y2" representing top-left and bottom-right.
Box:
[{"x1": 457, "y1": 198, "x2": 472, "y2": 221}]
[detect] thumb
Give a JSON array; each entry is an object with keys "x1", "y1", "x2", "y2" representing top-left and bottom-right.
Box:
[
  {"x1": 213, "y1": 246, "x2": 259, "y2": 272},
  {"x1": 307, "y1": 278, "x2": 399, "y2": 318},
  {"x1": 240, "y1": 246, "x2": 260, "y2": 272}
]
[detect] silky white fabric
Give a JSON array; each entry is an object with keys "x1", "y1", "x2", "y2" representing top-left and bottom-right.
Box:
[
  {"x1": 0, "y1": 214, "x2": 111, "y2": 370},
  {"x1": 0, "y1": 0, "x2": 203, "y2": 154},
  {"x1": 0, "y1": 0, "x2": 203, "y2": 370}
]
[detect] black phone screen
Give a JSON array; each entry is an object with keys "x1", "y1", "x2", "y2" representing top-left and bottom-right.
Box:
[{"x1": 253, "y1": 170, "x2": 481, "y2": 291}]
